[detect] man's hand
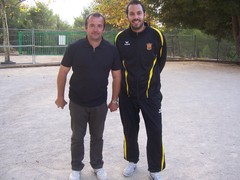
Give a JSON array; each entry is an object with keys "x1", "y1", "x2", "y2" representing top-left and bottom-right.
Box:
[
  {"x1": 108, "y1": 100, "x2": 119, "y2": 112},
  {"x1": 55, "y1": 97, "x2": 67, "y2": 109}
]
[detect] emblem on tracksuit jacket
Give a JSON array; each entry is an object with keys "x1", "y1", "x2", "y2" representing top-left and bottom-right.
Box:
[
  {"x1": 124, "y1": 41, "x2": 130, "y2": 46},
  {"x1": 146, "y1": 43, "x2": 152, "y2": 50}
]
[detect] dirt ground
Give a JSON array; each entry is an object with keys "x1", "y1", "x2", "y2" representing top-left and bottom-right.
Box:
[{"x1": 0, "y1": 58, "x2": 240, "y2": 180}]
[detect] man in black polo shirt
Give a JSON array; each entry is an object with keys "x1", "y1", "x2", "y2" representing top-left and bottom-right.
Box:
[{"x1": 55, "y1": 13, "x2": 121, "y2": 180}]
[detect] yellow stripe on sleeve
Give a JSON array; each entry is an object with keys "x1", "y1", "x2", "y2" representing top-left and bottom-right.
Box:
[{"x1": 152, "y1": 27, "x2": 164, "y2": 57}]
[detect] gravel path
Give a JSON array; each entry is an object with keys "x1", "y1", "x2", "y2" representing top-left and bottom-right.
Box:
[{"x1": 0, "y1": 61, "x2": 240, "y2": 180}]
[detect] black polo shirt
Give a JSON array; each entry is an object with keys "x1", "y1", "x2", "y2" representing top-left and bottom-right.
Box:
[{"x1": 61, "y1": 37, "x2": 121, "y2": 107}]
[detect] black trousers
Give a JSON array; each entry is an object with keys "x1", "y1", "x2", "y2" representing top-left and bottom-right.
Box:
[
  {"x1": 119, "y1": 92, "x2": 166, "y2": 172},
  {"x1": 69, "y1": 101, "x2": 108, "y2": 171}
]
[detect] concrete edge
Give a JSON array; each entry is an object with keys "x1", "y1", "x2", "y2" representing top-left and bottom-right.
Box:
[
  {"x1": 0, "y1": 59, "x2": 240, "y2": 69},
  {"x1": 0, "y1": 62, "x2": 60, "y2": 69}
]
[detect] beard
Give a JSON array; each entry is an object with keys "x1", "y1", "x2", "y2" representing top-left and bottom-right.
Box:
[{"x1": 130, "y1": 19, "x2": 144, "y2": 32}]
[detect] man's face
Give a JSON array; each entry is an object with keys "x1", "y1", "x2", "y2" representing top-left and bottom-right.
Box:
[
  {"x1": 127, "y1": 4, "x2": 146, "y2": 32},
  {"x1": 85, "y1": 16, "x2": 105, "y2": 41}
]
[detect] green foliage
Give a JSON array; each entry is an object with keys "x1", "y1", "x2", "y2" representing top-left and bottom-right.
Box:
[
  {"x1": 0, "y1": 0, "x2": 72, "y2": 30},
  {"x1": 159, "y1": 0, "x2": 240, "y2": 41},
  {"x1": 165, "y1": 28, "x2": 235, "y2": 60},
  {"x1": 73, "y1": 17, "x2": 85, "y2": 30},
  {"x1": 55, "y1": 15, "x2": 72, "y2": 30},
  {"x1": 28, "y1": 2, "x2": 56, "y2": 29},
  {"x1": 1, "y1": 0, "x2": 29, "y2": 28},
  {"x1": 73, "y1": 8, "x2": 92, "y2": 30},
  {"x1": 201, "y1": 45, "x2": 211, "y2": 58},
  {"x1": 93, "y1": 0, "x2": 129, "y2": 29}
]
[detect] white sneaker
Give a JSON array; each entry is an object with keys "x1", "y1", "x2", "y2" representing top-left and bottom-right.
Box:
[
  {"x1": 123, "y1": 162, "x2": 137, "y2": 177},
  {"x1": 94, "y1": 168, "x2": 108, "y2": 180},
  {"x1": 149, "y1": 172, "x2": 162, "y2": 180},
  {"x1": 69, "y1": 170, "x2": 81, "y2": 180}
]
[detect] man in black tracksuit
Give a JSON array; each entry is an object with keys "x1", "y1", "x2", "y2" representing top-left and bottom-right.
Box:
[{"x1": 115, "y1": 1, "x2": 167, "y2": 179}]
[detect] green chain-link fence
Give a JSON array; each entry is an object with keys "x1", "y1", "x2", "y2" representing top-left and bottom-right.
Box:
[
  {"x1": 0, "y1": 28, "x2": 236, "y2": 61},
  {"x1": 17, "y1": 29, "x2": 118, "y2": 55}
]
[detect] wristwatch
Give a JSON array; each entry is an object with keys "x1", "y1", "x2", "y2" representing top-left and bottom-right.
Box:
[{"x1": 111, "y1": 100, "x2": 119, "y2": 104}]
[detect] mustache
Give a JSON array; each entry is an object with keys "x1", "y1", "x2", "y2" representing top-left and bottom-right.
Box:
[{"x1": 132, "y1": 19, "x2": 140, "y2": 23}]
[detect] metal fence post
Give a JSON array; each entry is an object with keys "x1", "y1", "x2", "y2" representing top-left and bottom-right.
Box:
[
  {"x1": 193, "y1": 35, "x2": 196, "y2": 58},
  {"x1": 172, "y1": 35, "x2": 175, "y2": 57},
  {"x1": 32, "y1": 28, "x2": 36, "y2": 64}
]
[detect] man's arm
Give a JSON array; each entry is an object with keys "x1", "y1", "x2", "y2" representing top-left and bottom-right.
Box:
[
  {"x1": 108, "y1": 69, "x2": 121, "y2": 112},
  {"x1": 158, "y1": 33, "x2": 167, "y2": 73},
  {"x1": 55, "y1": 65, "x2": 71, "y2": 109}
]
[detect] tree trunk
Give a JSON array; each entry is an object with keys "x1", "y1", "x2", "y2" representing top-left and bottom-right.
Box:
[
  {"x1": 232, "y1": 15, "x2": 240, "y2": 58},
  {"x1": 0, "y1": 0, "x2": 11, "y2": 63}
]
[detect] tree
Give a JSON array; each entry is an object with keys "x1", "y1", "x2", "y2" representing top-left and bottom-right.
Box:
[
  {"x1": 93, "y1": 0, "x2": 129, "y2": 29},
  {"x1": 2, "y1": 0, "x2": 29, "y2": 29},
  {"x1": 0, "y1": 0, "x2": 74, "y2": 63},
  {"x1": 28, "y1": 2, "x2": 56, "y2": 29},
  {"x1": 55, "y1": 15, "x2": 72, "y2": 30},
  {"x1": 27, "y1": 2, "x2": 71, "y2": 30},
  {"x1": 73, "y1": 16, "x2": 85, "y2": 30},
  {"x1": 73, "y1": 8, "x2": 91, "y2": 30},
  {"x1": 92, "y1": 0, "x2": 166, "y2": 29},
  {"x1": 0, "y1": 0, "x2": 26, "y2": 64},
  {"x1": 159, "y1": 0, "x2": 240, "y2": 57}
]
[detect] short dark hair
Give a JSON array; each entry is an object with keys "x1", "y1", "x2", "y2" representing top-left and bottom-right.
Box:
[
  {"x1": 125, "y1": 0, "x2": 146, "y2": 15},
  {"x1": 85, "y1": 13, "x2": 106, "y2": 28}
]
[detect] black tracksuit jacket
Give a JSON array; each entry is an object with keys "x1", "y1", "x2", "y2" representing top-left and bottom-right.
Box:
[{"x1": 115, "y1": 23, "x2": 167, "y2": 99}]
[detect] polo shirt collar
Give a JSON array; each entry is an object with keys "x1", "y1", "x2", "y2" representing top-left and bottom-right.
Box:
[{"x1": 84, "y1": 36, "x2": 107, "y2": 48}]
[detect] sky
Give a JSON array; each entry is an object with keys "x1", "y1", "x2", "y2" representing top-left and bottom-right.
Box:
[{"x1": 25, "y1": 0, "x2": 93, "y2": 24}]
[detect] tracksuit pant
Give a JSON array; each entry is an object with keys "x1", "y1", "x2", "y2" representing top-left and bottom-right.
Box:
[
  {"x1": 69, "y1": 101, "x2": 108, "y2": 171},
  {"x1": 119, "y1": 92, "x2": 166, "y2": 172}
]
